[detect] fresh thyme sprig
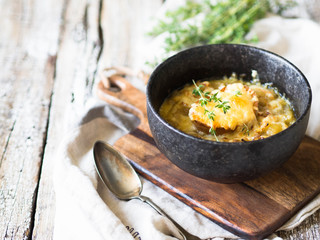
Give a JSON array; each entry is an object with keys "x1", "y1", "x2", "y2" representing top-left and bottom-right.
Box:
[
  {"x1": 192, "y1": 80, "x2": 231, "y2": 141},
  {"x1": 147, "y1": 0, "x2": 296, "y2": 67}
]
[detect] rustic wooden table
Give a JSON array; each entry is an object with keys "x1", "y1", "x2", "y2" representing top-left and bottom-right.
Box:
[{"x1": 0, "y1": 0, "x2": 319, "y2": 239}]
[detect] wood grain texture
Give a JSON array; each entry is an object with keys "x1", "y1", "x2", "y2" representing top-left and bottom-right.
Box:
[
  {"x1": 97, "y1": 74, "x2": 320, "y2": 239},
  {"x1": 0, "y1": 0, "x2": 63, "y2": 238},
  {"x1": 32, "y1": 0, "x2": 103, "y2": 239},
  {"x1": 246, "y1": 136, "x2": 320, "y2": 210}
]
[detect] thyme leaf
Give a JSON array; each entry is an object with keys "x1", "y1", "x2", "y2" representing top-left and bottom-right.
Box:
[
  {"x1": 235, "y1": 90, "x2": 242, "y2": 96},
  {"x1": 216, "y1": 101, "x2": 231, "y2": 114},
  {"x1": 209, "y1": 127, "x2": 219, "y2": 142}
]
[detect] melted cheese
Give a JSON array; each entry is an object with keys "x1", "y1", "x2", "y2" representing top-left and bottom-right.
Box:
[
  {"x1": 189, "y1": 83, "x2": 258, "y2": 130},
  {"x1": 159, "y1": 76, "x2": 296, "y2": 142}
]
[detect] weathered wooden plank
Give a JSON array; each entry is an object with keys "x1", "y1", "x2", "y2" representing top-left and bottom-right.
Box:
[
  {"x1": 0, "y1": 0, "x2": 64, "y2": 239},
  {"x1": 31, "y1": 0, "x2": 104, "y2": 239}
]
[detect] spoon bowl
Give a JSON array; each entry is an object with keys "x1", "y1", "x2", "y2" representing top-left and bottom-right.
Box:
[
  {"x1": 93, "y1": 140, "x2": 201, "y2": 240},
  {"x1": 93, "y1": 141, "x2": 141, "y2": 200}
]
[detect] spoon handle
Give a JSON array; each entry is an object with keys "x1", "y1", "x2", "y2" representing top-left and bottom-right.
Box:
[{"x1": 138, "y1": 195, "x2": 201, "y2": 240}]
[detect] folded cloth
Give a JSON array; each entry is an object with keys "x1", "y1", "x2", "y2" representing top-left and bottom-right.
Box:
[
  {"x1": 53, "y1": 101, "x2": 240, "y2": 240},
  {"x1": 53, "y1": 6, "x2": 320, "y2": 240}
]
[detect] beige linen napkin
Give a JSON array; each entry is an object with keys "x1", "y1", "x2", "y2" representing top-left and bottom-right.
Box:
[
  {"x1": 53, "y1": 102, "x2": 240, "y2": 240},
  {"x1": 53, "y1": 4, "x2": 320, "y2": 240}
]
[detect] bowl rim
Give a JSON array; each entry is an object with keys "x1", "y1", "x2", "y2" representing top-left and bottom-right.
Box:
[{"x1": 146, "y1": 43, "x2": 312, "y2": 146}]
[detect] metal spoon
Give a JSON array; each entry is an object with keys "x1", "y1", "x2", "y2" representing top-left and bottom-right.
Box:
[{"x1": 93, "y1": 140, "x2": 201, "y2": 240}]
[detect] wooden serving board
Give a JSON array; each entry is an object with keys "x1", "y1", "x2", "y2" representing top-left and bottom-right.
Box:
[{"x1": 97, "y1": 72, "x2": 320, "y2": 240}]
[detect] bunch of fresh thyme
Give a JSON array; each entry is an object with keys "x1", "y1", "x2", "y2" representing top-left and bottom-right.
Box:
[
  {"x1": 147, "y1": 0, "x2": 296, "y2": 66},
  {"x1": 192, "y1": 80, "x2": 231, "y2": 140}
]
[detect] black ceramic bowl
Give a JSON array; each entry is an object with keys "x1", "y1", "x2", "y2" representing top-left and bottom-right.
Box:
[{"x1": 146, "y1": 44, "x2": 312, "y2": 183}]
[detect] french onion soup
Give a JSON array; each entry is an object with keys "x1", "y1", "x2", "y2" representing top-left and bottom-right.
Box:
[{"x1": 159, "y1": 71, "x2": 296, "y2": 142}]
